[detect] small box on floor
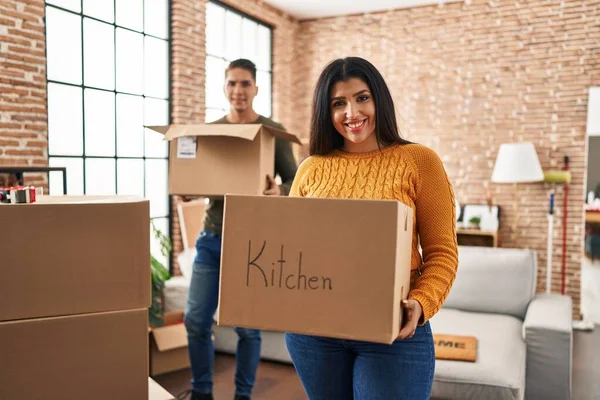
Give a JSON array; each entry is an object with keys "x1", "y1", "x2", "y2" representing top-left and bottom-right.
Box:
[
  {"x1": 149, "y1": 311, "x2": 191, "y2": 376},
  {"x1": 217, "y1": 195, "x2": 414, "y2": 344},
  {"x1": 146, "y1": 124, "x2": 301, "y2": 197},
  {"x1": 0, "y1": 309, "x2": 149, "y2": 400}
]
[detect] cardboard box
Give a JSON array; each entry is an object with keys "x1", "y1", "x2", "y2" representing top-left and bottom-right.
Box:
[
  {"x1": 177, "y1": 199, "x2": 206, "y2": 249},
  {"x1": 218, "y1": 195, "x2": 414, "y2": 344},
  {"x1": 0, "y1": 309, "x2": 148, "y2": 400},
  {"x1": 146, "y1": 124, "x2": 301, "y2": 197},
  {"x1": 149, "y1": 311, "x2": 191, "y2": 376},
  {"x1": 0, "y1": 195, "x2": 151, "y2": 322},
  {"x1": 149, "y1": 378, "x2": 175, "y2": 400}
]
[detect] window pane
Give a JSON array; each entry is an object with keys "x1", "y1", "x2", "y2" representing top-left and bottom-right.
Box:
[
  {"x1": 242, "y1": 19, "x2": 257, "y2": 62},
  {"x1": 83, "y1": 18, "x2": 115, "y2": 90},
  {"x1": 151, "y1": 217, "x2": 169, "y2": 268},
  {"x1": 225, "y1": 11, "x2": 242, "y2": 61},
  {"x1": 256, "y1": 71, "x2": 271, "y2": 117},
  {"x1": 84, "y1": 89, "x2": 115, "y2": 156},
  {"x1": 85, "y1": 158, "x2": 116, "y2": 195},
  {"x1": 83, "y1": 0, "x2": 114, "y2": 23},
  {"x1": 46, "y1": 7, "x2": 82, "y2": 84},
  {"x1": 117, "y1": 94, "x2": 144, "y2": 157},
  {"x1": 205, "y1": 56, "x2": 226, "y2": 109},
  {"x1": 47, "y1": 0, "x2": 80, "y2": 12},
  {"x1": 256, "y1": 25, "x2": 271, "y2": 71},
  {"x1": 117, "y1": 159, "x2": 144, "y2": 197},
  {"x1": 144, "y1": 37, "x2": 168, "y2": 98},
  {"x1": 144, "y1": 98, "x2": 168, "y2": 157},
  {"x1": 48, "y1": 83, "x2": 83, "y2": 156},
  {"x1": 145, "y1": 159, "x2": 168, "y2": 218},
  {"x1": 144, "y1": 0, "x2": 168, "y2": 39},
  {"x1": 206, "y1": 2, "x2": 225, "y2": 57},
  {"x1": 49, "y1": 157, "x2": 84, "y2": 195},
  {"x1": 116, "y1": 0, "x2": 143, "y2": 31},
  {"x1": 116, "y1": 29, "x2": 144, "y2": 94},
  {"x1": 205, "y1": 108, "x2": 226, "y2": 123}
]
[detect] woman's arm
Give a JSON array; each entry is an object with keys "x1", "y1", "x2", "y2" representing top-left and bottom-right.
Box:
[{"x1": 408, "y1": 146, "x2": 459, "y2": 324}]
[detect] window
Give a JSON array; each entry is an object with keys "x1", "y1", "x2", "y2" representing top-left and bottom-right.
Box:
[
  {"x1": 45, "y1": 0, "x2": 171, "y2": 267},
  {"x1": 205, "y1": 1, "x2": 272, "y2": 122}
]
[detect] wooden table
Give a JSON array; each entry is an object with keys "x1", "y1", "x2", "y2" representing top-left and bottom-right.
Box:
[{"x1": 457, "y1": 229, "x2": 498, "y2": 247}]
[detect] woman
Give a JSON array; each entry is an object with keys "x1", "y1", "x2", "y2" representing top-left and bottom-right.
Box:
[{"x1": 286, "y1": 57, "x2": 459, "y2": 399}]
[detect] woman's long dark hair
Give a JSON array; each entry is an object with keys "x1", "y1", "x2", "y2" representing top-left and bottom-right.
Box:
[{"x1": 309, "y1": 57, "x2": 410, "y2": 156}]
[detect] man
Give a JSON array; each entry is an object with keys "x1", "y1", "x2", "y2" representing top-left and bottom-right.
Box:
[{"x1": 183, "y1": 59, "x2": 298, "y2": 400}]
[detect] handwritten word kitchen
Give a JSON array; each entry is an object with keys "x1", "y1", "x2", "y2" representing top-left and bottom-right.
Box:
[{"x1": 246, "y1": 241, "x2": 333, "y2": 290}]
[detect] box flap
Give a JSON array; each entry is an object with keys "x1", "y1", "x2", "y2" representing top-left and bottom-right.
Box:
[
  {"x1": 151, "y1": 323, "x2": 188, "y2": 352},
  {"x1": 262, "y1": 125, "x2": 303, "y2": 145},
  {"x1": 34, "y1": 195, "x2": 145, "y2": 204},
  {"x1": 146, "y1": 124, "x2": 262, "y2": 141},
  {"x1": 147, "y1": 124, "x2": 302, "y2": 144}
]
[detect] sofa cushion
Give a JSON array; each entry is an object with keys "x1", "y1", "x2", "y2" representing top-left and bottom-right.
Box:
[
  {"x1": 443, "y1": 246, "x2": 537, "y2": 320},
  {"x1": 429, "y1": 308, "x2": 526, "y2": 400}
]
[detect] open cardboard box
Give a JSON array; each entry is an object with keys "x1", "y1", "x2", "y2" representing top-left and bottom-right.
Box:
[
  {"x1": 146, "y1": 124, "x2": 301, "y2": 197},
  {"x1": 0, "y1": 195, "x2": 150, "y2": 322},
  {"x1": 218, "y1": 195, "x2": 414, "y2": 344},
  {"x1": 149, "y1": 311, "x2": 190, "y2": 376}
]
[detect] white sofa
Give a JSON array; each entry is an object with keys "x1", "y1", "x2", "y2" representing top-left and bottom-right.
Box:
[{"x1": 172, "y1": 246, "x2": 572, "y2": 400}]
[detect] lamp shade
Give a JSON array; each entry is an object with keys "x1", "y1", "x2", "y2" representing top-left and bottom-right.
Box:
[{"x1": 491, "y1": 142, "x2": 544, "y2": 183}]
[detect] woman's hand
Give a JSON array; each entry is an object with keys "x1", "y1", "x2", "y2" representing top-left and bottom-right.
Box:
[
  {"x1": 263, "y1": 175, "x2": 281, "y2": 196},
  {"x1": 397, "y1": 299, "x2": 423, "y2": 340}
]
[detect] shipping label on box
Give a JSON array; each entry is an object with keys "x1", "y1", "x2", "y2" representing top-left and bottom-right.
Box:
[{"x1": 217, "y1": 195, "x2": 414, "y2": 344}]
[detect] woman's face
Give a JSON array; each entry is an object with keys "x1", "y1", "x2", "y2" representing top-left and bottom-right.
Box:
[{"x1": 330, "y1": 78, "x2": 377, "y2": 153}]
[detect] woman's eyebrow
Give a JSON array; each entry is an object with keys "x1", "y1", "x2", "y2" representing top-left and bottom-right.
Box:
[{"x1": 330, "y1": 89, "x2": 369, "y2": 101}]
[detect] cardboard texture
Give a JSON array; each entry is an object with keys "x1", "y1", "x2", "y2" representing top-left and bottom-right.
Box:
[
  {"x1": 0, "y1": 309, "x2": 149, "y2": 400},
  {"x1": 433, "y1": 334, "x2": 478, "y2": 362},
  {"x1": 149, "y1": 378, "x2": 175, "y2": 400},
  {"x1": 149, "y1": 312, "x2": 191, "y2": 376},
  {"x1": 177, "y1": 199, "x2": 206, "y2": 249},
  {"x1": 146, "y1": 124, "x2": 301, "y2": 197},
  {"x1": 0, "y1": 195, "x2": 151, "y2": 322},
  {"x1": 218, "y1": 195, "x2": 414, "y2": 344}
]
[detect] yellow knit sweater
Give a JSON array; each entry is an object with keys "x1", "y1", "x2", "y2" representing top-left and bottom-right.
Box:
[{"x1": 290, "y1": 143, "x2": 459, "y2": 324}]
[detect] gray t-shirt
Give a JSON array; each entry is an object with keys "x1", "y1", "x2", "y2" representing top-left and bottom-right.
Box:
[{"x1": 202, "y1": 115, "x2": 298, "y2": 235}]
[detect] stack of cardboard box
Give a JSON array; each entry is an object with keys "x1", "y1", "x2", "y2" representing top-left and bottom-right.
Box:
[{"x1": 0, "y1": 195, "x2": 151, "y2": 399}]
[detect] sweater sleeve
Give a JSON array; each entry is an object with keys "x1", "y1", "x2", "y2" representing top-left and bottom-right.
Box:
[
  {"x1": 289, "y1": 156, "x2": 315, "y2": 197},
  {"x1": 407, "y1": 146, "x2": 459, "y2": 324}
]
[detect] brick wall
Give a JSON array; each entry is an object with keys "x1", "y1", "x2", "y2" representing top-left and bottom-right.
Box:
[
  {"x1": 0, "y1": 0, "x2": 48, "y2": 187},
  {"x1": 294, "y1": 0, "x2": 600, "y2": 317}
]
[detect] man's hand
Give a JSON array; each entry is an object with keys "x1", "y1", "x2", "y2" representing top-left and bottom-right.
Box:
[
  {"x1": 397, "y1": 299, "x2": 423, "y2": 340},
  {"x1": 263, "y1": 175, "x2": 281, "y2": 196}
]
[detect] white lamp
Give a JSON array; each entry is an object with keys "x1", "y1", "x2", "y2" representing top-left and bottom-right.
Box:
[
  {"x1": 491, "y1": 142, "x2": 544, "y2": 240},
  {"x1": 491, "y1": 142, "x2": 544, "y2": 184}
]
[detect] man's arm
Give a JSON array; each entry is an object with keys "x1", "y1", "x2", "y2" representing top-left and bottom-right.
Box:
[{"x1": 274, "y1": 137, "x2": 297, "y2": 196}]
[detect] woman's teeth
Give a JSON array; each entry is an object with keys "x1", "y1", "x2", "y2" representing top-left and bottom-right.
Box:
[{"x1": 347, "y1": 121, "x2": 365, "y2": 129}]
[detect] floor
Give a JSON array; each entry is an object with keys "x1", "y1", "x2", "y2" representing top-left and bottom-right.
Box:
[{"x1": 155, "y1": 329, "x2": 600, "y2": 400}]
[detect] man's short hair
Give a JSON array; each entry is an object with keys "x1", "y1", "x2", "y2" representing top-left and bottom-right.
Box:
[{"x1": 225, "y1": 58, "x2": 257, "y2": 81}]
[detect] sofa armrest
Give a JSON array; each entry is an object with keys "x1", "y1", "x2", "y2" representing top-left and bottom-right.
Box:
[{"x1": 523, "y1": 293, "x2": 572, "y2": 400}]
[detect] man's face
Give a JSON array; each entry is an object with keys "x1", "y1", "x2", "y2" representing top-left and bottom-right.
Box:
[{"x1": 224, "y1": 67, "x2": 258, "y2": 113}]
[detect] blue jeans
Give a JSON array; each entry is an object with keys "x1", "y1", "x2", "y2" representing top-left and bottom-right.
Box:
[
  {"x1": 184, "y1": 230, "x2": 262, "y2": 396},
  {"x1": 285, "y1": 322, "x2": 435, "y2": 400}
]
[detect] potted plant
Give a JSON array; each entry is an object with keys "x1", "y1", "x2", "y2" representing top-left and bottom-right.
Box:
[
  {"x1": 149, "y1": 221, "x2": 172, "y2": 327},
  {"x1": 469, "y1": 216, "x2": 481, "y2": 230}
]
